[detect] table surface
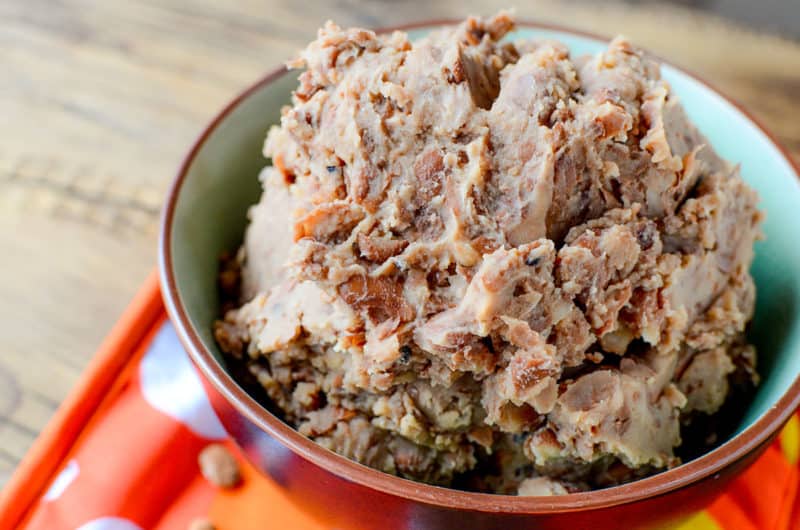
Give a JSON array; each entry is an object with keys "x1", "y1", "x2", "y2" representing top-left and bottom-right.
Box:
[{"x1": 2, "y1": 0, "x2": 799, "y2": 486}]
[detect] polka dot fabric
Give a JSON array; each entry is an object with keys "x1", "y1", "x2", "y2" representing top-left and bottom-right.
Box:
[{"x1": 1, "y1": 272, "x2": 798, "y2": 530}]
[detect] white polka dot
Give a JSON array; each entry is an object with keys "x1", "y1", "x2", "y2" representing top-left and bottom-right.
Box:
[
  {"x1": 75, "y1": 517, "x2": 143, "y2": 530},
  {"x1": 42, "y1": 459, "x2": 79, "y2": 501},
  {"x1": 139, "y1": 323, "x2": 227, "y2": 440}
]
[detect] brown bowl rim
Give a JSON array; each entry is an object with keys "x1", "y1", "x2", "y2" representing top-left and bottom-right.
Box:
[{"x1": 159, "y1": 18, "x2": 800, "y2": 514}]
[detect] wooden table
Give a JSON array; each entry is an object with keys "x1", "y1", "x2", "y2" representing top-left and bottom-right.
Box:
[{"x1": 2, "y1": 0, "x2": 799, "y2": 486}]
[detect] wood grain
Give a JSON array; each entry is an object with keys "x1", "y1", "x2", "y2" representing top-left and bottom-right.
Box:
[{"x1": 1, "y1": 0, "x2": 799, "y2": 487}]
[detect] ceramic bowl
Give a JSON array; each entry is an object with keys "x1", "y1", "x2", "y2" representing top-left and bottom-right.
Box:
[{"x1": 159, "y1": 20, "x2": 800, "y2": 530}]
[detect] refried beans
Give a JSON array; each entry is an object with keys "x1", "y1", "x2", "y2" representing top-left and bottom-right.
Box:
[{"x1": 214, "y1": 12, "x2": 763, "y2": 494}]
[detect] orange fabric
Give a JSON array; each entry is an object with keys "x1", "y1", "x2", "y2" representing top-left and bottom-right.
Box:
[
  {"x1": 0, "y1": 272, "x2": 798, "y2": 530},
  {"x1": 0, "y1": 271, "x2": 163, "y2": 530},
  {"x1": 706, "y1": 444, "x2": 800, "y2": 530},
  {"x1": 207, "y1": 449, "x2": 324, "y2": 530}
]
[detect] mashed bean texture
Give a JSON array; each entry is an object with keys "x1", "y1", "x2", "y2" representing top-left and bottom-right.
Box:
[{"x1": 215, "y1": 13, "x2": 762, "y2": 494}]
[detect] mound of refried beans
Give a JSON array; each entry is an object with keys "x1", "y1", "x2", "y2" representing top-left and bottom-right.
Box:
[{"x1": 215, "y1": 12, "x2": 763, "y2": 494}]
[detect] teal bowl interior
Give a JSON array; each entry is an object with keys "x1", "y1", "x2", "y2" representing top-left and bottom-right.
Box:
[{"x1": 167, "y1": 26, "x2": 800, "y2": 450}]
